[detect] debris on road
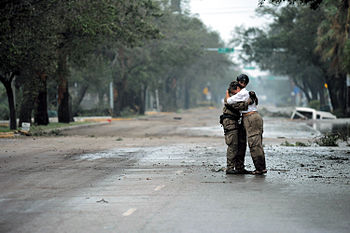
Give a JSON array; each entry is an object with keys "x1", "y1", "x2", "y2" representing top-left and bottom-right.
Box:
[
  {"x1": 96, "y1": 199, "x2": 108, "y2": 203},
  {"x1": 211, "y1": 167, "x2": 225, "y2": 172}
]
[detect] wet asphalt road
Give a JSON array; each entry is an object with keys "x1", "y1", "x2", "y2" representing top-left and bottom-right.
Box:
[
  {"x1": 0, "y1": 111, "x2": 350, "y2": 233},
  {"x1": 1, "y1": 143, "x2": 349, "y2": 232},
  {"x1": 65, "y1": 144, "x2": 350, "y2": 233}
]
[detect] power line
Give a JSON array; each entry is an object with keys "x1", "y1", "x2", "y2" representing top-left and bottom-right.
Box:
[
  {"x1": 196, "y1": 11, "x2": 255, "y2": 15},
  {"x1": 191, "y1": 6, "x2": 256, "y2": 10}
]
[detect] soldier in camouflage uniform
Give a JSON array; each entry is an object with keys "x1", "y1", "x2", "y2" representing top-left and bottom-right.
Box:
[
  {"x1": 221, "y1": 81, "x2": 254, "y2": 174},
  {"x1": 227, "y1": 74, "x2": 266, "y2": 175}
]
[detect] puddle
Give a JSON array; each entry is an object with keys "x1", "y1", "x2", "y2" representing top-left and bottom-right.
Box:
[
  {"x1": 181, "y1": 126, "x2": 223, "y2": 137},
  {"x1": 77, "y1": 145, "x2": 219, "y2": 166},
  {"x1": 79, "y1": 148, "x2": 143, "y2": 160},
  {"x1": 307, "y1": 120, "x2": 350, "y2": 137},
  {"x1": 182, "y1": 118, "x2": 321, "y2": 139},
  {"x1": 181, "y1": 118, "x2": 350, "y2": 141},
  {"x1": 263, "y1": 119, "x2": 320, "y2": 139},
  {"x1": 75, "y1": 143, "x2": 350, "y2": 185}
]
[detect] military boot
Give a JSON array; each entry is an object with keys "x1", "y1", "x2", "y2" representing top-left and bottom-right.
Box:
[{"x1": 226, "y1": 168, "x2": 252, "y2": 175}]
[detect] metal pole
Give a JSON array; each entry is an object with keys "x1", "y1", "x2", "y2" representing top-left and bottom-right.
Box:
[
  {"x1": 109, "y1": 82, "x2": 113, "y2": 110},
  {"x1": 347, "y1": 74, "x2": 350, "y2": 114},
  {"x1": 155, "y1": 89, "x2": 160, "y2": 112}
]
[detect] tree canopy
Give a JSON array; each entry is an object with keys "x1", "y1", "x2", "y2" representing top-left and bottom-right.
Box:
[
  {"x1": 234, "y1": 0, "x2": 350, "y2": 115},
  {"x1": 0, "y1": 0, "x2": 238, "y2": 128}
]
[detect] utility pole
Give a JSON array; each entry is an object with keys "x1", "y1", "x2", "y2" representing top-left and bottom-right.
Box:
[
  {"x1": 347, "y1": 74, "x2": 350, "y2": 114},
  {"x1": 345, "y1": 3, "x2": 350, "y2": 116},
  {"x1": 109, "y1": 82, "x2": 113, "y2": 112}
]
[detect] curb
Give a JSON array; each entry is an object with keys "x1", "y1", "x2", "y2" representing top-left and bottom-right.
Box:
[
  {"x1": 0, "y1": 122, "x2": 111, "y2": 138},
  {"x1": 0, "y1": 132, "x2": 15, "y2": 138},
  {"x1": 60, "y1": 121, "x2": 111, "y2": 131},
  {"x1": 42, "y1": 122, "x2": 111, "y2": 133},
  {"x1": 0, "y1": 116, "x2": 138, "y2": 138}
]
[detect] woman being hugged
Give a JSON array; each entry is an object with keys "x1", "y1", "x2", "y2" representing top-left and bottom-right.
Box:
[{"x1": 226, "y1": 74, "x2": 267, "y2": 175}]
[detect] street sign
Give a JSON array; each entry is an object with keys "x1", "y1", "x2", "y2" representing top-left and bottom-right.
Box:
[
  {"x1": 243, "y1": 66, "x2": 255, "y2": 70},
  {"x1": 217, "y1": 48, "x2": 234, "y2": 53},
  {"x1": 263, "y1": 75, "x2": 288, "y2": 80},
  {"x1": 21, "y1": 122, "x2": 30, "y2": 131}
]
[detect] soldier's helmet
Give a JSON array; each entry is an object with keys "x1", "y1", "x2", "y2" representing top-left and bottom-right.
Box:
[{"x1": 236, "y1": 74, "x2": 249, "y2": 85}]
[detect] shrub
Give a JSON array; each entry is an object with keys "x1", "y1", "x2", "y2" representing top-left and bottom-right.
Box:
[
  {"x1": 308, "y1": 100, "x2": 320, "y2": 110},
  {"x1": 75, "y1": 108, "x2": 110, "y2": 116},
  {"x1": 281, "y1": 140, "x2": 294, "y2": 146},
  {"x1": 295, "y1": 141, "x2": 308, "y2": 147},
  {"x1": 120, "y1": 107, "x2": 136, "y2": 117},
  {"x1": 315, "y1": 133, "x2": 340, "y2": 147}
]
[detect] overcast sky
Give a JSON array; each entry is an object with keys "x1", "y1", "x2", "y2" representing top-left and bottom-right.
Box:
[
  {"x1": 189, "y1": 0, "x2": 271, "y2": 43},
  {"x1": 189, "y1": 0, "x2": 272, "y2": 75}
]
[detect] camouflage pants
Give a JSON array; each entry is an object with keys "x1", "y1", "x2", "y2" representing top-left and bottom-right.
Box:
[
  {"x1": 223, "y1": 118, "x2": 247, "y2": 170},
  {"x1": 242, "y1": 112, "x2": 266, "y2": 171}
]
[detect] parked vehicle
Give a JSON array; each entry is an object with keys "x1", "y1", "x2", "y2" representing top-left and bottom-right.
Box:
[{"x1": 291, "y1": 107, "x2": 337, "y2": 120}]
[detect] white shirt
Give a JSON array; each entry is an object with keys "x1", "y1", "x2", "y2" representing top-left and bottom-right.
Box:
[{"x1": 227, "y1": 88, "x2": 257, "y2": 113}]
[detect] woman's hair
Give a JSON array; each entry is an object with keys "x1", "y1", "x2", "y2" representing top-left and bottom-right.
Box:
[{"x1": 236, "y1": 74, "x2": 249, "y2": 85}]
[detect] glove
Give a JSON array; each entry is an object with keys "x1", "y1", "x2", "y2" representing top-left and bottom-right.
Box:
[{"x1": 249, "y1": 91, "x2": 258, "y2": 105}]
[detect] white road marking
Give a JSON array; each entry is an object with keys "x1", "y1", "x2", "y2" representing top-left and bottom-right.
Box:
[
  {"x1": 122, "y1": 208, "x2": 137, "y2": 216},
  {"x1": 154, "y1": 185, "x2": 165, "y2": 191}
]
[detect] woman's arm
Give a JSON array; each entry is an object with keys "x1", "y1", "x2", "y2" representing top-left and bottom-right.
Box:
[
  {"x1": 226, "y1": 98, "x2": 254, "y2": 111},
  {"x1": 227, "y1": 89, "x2": 249, "y2": 104}
]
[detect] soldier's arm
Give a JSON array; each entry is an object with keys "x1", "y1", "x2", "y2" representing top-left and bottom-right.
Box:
[
  {"x1": 224, "y1": 90, "x2": 230, "y2": 104},
  {"x1": 226, "y1": 98, "x2": 254, "y2": 111}
]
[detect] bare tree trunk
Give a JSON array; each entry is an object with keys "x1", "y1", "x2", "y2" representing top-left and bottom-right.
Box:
[
  {"x1": 34, "y1": 73, "x2": 49, "y2": 125},
  {"x1": 57, "y1": 49, "x2": 70, "y2": 123},
  {"x1": 0, "y1": 73, "x2": 16, "y2": 130},
  {"x1": 327, "y1": 75, "x2": 346, "y2": 114},
  {"x1": 319, "y1": 87, "x2": 326, "y2": 107},
  {"x1": 19, "y1": 77, "x2": 37, "y2": 127},
  {"x1": 162, "y1": 76, "x2": 177, "y2": 112},
  {"x1": 98, "y1": 89, "x2": 105, "y2": 107},
  {"x1": 113, "y1": 79, "x2": 127, "y2": 116},
  {"x1": 344, "y1": 0, "x2": 350, "y2": 115},
  {"x1": 299, "y1": 84, "x2": 311, "y2": 103},
  {"x1": 113, "y1": 47, "x2": 127, "y2": 117},
  {"x1": 184, "y1": 80, "x2": 191, "y2": 109},
  {"x1": 139, "y1": 84, "x2": 146, "y2": 115},
  {"x1": 72, "y1": 83, "x2": 89, "y2": 116}
]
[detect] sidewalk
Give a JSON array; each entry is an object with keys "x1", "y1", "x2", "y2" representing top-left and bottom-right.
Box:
[{"x1": 0, "y1": 117, "x2": 113, "y2": 138}]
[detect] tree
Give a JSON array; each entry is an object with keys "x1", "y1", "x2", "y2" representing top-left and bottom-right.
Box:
[
  {"x1": 53, "y1": 0, "x2": 161, "y2": 121},
  {"x1": 0, "y1": 73, "x2": 16, "y2": 129},
  {"x1": 105, "y1": 3, "x2": 235, "y2": 115},
  {"x1": 315, "y1": 0, "x2": 349, "y2": 115},
  {"x1": 259, "y1": 0, "x2": 323, "y2": 9},
  {"x1": 70, "y1": 52, "x2": 113, "y2": 116},
  {"x1": 0, "y1": 0, "x2": 58, "y2": 129},
  {"x1": 259, "y1": 0, "x2": 350, "y2": 116},
  {"x1": 233, "y1": 5, "x2": 329, "y2": 105},
  {"x1": 1, "y1": 0, "x2": 237, "y2": 123}
]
